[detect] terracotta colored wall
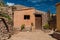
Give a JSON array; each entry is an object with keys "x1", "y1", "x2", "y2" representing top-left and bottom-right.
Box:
[
  {"x1": 56, "y1": 4, "x2": 60, "y2": 31},
  {"x1": 14, "y1": 9, "x2": 35, "y2": 30}
]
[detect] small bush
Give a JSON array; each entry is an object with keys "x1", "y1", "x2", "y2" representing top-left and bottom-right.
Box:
[
  {"x1": 43, "y1": 23, "x2": 50, "y2": 29},
  {"x1": 21, "y1": 24, "x2": 25, "y2": 31},
  {"x1": 31, "y1": 23, "x2": 33, "y2": 26}
]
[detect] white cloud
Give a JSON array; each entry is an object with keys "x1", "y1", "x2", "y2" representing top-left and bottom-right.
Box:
[{"x1": 6, "y1": 2, "x2": 15, "y2": 6}]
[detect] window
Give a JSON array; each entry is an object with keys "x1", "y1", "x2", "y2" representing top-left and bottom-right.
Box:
[{"x1": 24, "y1": 15, "x2": 30, "y2": 20}]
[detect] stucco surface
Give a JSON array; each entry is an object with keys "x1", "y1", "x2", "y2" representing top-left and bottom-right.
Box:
[{"x1": 56, "y1": 4, "x2": 60, "y2": 31}]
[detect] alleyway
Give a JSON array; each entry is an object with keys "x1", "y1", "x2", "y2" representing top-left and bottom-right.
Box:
[{"x1": 8, "y1": 30, "x2": 56, "y2": 40}]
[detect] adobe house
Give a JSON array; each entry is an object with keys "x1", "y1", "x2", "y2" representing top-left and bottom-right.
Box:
[
  {"x1": 56, "y1": 3, "x2": 60, "y2": 31},
  {"x1": 14, "y1": 7, "x2": 48, "y2": 30},
  {"x1": 0, "y1": 5, "x2": 49, "y2": 30}
]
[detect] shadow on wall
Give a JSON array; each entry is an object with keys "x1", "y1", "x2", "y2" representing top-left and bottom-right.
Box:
[
  {"x1": 0, "y1": 18, "x2": 9, "y2": 32},
  {"x1": 49, "y1": 15, "x2": 56, "y2": 31},
  {"x1": 0, "y1": 18, "x2": 11, "y2": 39}
]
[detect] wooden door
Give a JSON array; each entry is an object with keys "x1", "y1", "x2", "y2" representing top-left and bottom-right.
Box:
[{"x1": 35, "y1": 14, "x2": 42, "y2": 29}]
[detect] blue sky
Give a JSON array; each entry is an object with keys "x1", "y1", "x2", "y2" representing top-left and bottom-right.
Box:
[{"x1": 4, "y1": 0, "x2": 60, "y2": 14}]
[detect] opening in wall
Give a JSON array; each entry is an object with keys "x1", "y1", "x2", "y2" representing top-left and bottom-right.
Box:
[{"x1": 24, "y1": 15, "x2": 30, "y2": 20}]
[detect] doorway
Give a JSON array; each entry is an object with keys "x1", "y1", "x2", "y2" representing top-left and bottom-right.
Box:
[{"x1": 35, "y1": 14, "x2": 42, "y2": 29}]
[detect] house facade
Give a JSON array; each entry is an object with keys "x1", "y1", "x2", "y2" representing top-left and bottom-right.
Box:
[
  {"x1": 0, "y1": 5, "x2": 49, "y2": 30},
  {"x1": 56, "y1": 3, "x2": 60, "y2": 31},
  {"x1": 14, "y1": 7, "x2": 48, "y2": 30}
]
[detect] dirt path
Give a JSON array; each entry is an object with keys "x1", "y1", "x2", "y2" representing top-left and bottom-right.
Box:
[{"x1": 8, "y1": 30, "x2": 56, "y2": 40}]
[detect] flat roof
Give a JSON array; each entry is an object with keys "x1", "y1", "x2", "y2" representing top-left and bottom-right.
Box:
[{"x1": 14, "y1": 8, "x2": 35, "y2": 11}]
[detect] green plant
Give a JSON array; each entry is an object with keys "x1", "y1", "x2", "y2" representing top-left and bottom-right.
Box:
[
  {"x1": 0, "y1": 0, "x2": 5, "y2": 7},
  {"x1": 43, "y1": 23, "x2": 50, "y2": 29},
  {"x1": 21, "y1": 24, "x2": 25, "y2": 30},
  {"x1": 0, "y1": 13, "x2": 11, "y2": 20},
  {"x1": 31, "y1": 23, "x2": 33, "y2": 26}
]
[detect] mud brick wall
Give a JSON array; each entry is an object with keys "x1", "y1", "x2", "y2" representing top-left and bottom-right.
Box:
[{"x1": 56, "y1": 3, "x2": 60, "y2": 31}]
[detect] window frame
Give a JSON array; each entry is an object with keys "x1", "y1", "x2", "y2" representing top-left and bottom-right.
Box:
[{"x1": 24, "y1": 15, "x2": 30, "y2": 20}]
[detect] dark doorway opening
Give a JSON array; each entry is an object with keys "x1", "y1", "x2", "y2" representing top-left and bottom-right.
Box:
[
  {"x1": 35, "y1": 14, "x2": 41, "y2": 17},
  {"x1": 35, "y1": 14, "x2": 42, "y2": 29}
]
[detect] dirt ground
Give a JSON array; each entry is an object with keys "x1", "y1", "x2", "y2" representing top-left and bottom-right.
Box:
[{"x1": 8, "y1": 30, "x2": 56, "y2": 40}]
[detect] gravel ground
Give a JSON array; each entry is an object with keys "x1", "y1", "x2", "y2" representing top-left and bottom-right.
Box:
[{"x1": 8, "y1": 30, "x2": 57, "y2": 40}]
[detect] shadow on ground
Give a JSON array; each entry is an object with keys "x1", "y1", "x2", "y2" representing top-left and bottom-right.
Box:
[{"x1": 49, "y1": 32, "x2": 60, "y2": 40}]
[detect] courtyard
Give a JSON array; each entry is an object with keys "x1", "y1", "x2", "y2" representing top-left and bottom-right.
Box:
[{"x1": 8, "y1": 30, "x2": 56, "y2": 40}]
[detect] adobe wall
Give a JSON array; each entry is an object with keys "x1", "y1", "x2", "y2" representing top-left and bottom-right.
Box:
[
  {"x1": 14, "y1": 9, "x2": 35, "y2": 30},
  {"x1": 56, "y1": 3, "x2": 60, "y2": 31}
]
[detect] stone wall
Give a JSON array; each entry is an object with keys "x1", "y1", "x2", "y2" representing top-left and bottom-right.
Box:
[
  {"x1": 0, "y1": 18, "x2": 11, "y2": 40},
  {"x1": 42, "y1": 13, "x2": 48, "y2": 27}
]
